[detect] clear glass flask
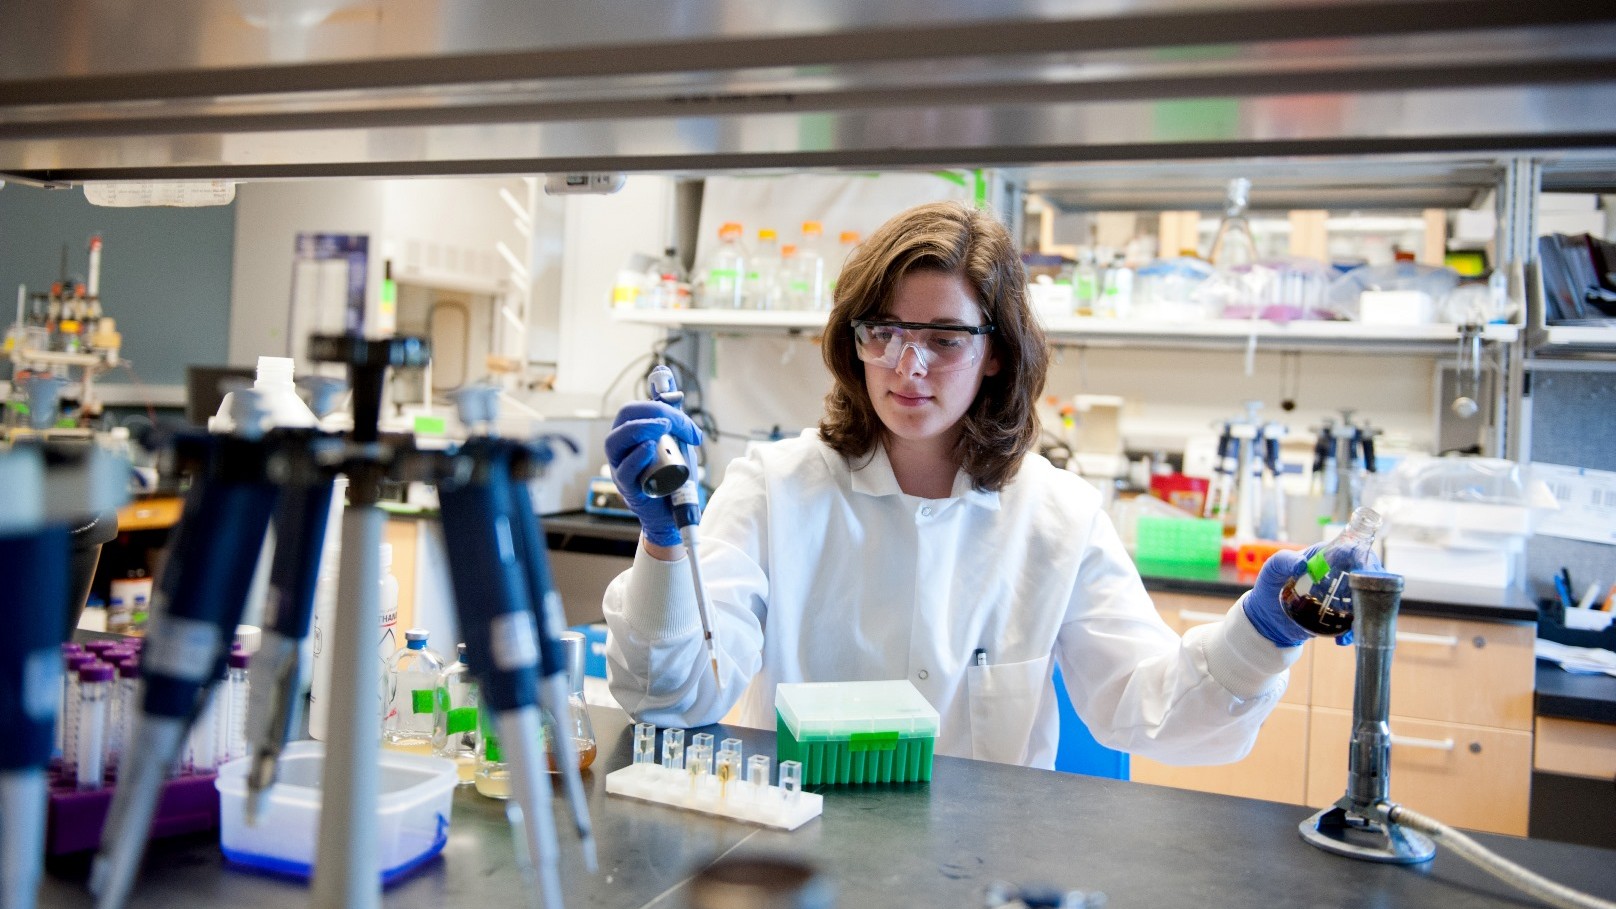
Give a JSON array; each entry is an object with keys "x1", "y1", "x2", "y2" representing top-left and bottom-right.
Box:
[
  {"x1": 474, "y1": 704, "x2": 509, "y2": 799},
  {"x1": 1209, "y1": 177, "x2": 1258, "y2": 269},
  {"x1": 542, "y1": 631, "x2": 597, "y2": 773},
  {"x1": 1281, "y1": 506, "x2": 1382, "y2": 635}
]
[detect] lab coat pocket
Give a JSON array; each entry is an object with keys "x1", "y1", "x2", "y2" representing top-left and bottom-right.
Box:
[{"x1": 966, "y1": 656, "x2": 1047, "y2": 765}]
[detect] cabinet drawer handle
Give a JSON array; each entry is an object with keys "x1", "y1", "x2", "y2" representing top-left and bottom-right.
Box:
[
  {"x1": 1394, "y1": 631, "x2": 1459, "y2": 647},
  {"x1": 1390, "y1": 734, "x2": 1456, "y2": 751},
  {"x1": 1180, "y1": 610, "x2": 1225, "y2": 625}
]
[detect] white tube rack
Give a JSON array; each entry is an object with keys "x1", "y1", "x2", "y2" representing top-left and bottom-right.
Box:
[{"x1": 604, "y1": 763, "x2": 822, "y2": 830}]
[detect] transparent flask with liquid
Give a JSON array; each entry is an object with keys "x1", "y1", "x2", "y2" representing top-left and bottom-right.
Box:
[
  {"x1": 474, "y1": 705, "x2": 509, "y2": 799},
  {"x1": 382, "y1": 629, "x2": 445, "y2": 754},
  {"x1": 542, "y1": 630, "x2": 597, "y2": 773},
  {"x1": 434, "y1": 643, "x2": 479, "y2": 786},
  {"x1": 1280, "y1": 506, "x2": 1381, "y2": 636}
]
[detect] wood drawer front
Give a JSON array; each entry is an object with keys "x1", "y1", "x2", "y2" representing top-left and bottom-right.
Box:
[
  {"x1": 1536, "y1": 717, "x2": 1616, "y2": 779},
  {"x1": 1307, "y1": 707, "x2": 1531, "y2": 837},
  {"x1": 1310, "y1": 615, "x2": 1533, "y2": 730},
  {"x1": 1152, "y1": 591, "x2": 1311, "y2": 706},
  {"x1": 1131, "y1": 703, "x2": 1308, "y2": 805}
]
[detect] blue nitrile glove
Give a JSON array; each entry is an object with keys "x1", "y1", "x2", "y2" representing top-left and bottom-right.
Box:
[
  {"x1": 1243, "y1": 548, "x2": 1315, "y2": 648},
  {"x1": 1244, "y1": 543, "x2": 1382, "y2": 647},
  {"x1": 604, "y1": 400, "x2": 703, "y2": 548}
]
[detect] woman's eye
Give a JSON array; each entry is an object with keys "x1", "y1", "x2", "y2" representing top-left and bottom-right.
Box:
[
  {"x1": 871, "y1": 329, "x2": 897, "y2": 343},
  {"x1": 933, "y1": 335, "x2": 966, "y2": 349}
]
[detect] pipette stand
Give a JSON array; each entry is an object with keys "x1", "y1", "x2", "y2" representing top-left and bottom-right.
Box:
[
  {"x1": 606, "y1": 763, "x2": 822, "y2": 831},
  {"x1": 1300, "y1": 572, "x2": 1435, "y2": 864},
  {"x1": 305, "y1": 334, "x2": 429, "y2": 909}
]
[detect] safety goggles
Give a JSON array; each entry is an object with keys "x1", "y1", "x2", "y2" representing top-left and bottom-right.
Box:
[{"x1": 850, "y1": 319, "x2": 995, "y2": 373}]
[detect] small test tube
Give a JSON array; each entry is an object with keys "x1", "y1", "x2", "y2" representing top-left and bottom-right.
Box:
[
  {"x1": 223, "y1": 650, "x2": 250, "y2": 763},
  {"x1": 633, "y1": 723, "x2": 657, "y2": 765},
  {"x1": 662, "y1": 728, "x2": 685, "y2": 771},
  {"x1": 719, "y1": 737, "x2": 742, "y2": 757},
  {"x1": 107, "y1": 657, "x2": 140, "y2": 775},
  {"x1": 59, "y1": 653, "x2": 95, "y2": 779},
  {"x1": 691, "y1": 732, "x2": 714, "y2": 753},
  {"x1": 779, "y1": 760, "x2": 802, "y2": 804},
  {"x1": 716, "y1": 752, "x2": 742, "y2": 799},
  {"x1": 687, "y1": 743, "x2": 713, "y2": 789},
  {"x1": 75, "y1": 662, "x2": 114, "y2": 790},
  {"x1": 747, "y1": 754, "x2": 771, "y2": 790}
]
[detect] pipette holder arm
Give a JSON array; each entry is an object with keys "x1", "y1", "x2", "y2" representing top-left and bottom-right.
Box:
[{"x1": 1299, "y1": 571, "x2": 1435, "y2": 864}]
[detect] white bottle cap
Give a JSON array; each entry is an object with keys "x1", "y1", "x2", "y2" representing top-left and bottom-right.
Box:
[{"x1": 255, "y1": 356, "x2": 296, "y2": 388}]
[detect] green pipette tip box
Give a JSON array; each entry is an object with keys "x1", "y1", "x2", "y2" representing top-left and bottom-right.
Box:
[{"x1": 774, "y1": 680, "x2": 939, "y2": 785}]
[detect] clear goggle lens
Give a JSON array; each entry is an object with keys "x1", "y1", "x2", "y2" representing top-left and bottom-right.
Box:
[{"x1": 851, "y1": 320, "x2": 994, "y2": 373}]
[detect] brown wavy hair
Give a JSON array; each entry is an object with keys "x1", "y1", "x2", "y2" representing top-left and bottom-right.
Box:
[{"x1": 819, "y1": 201, "x2": 1048, "y2": 491}]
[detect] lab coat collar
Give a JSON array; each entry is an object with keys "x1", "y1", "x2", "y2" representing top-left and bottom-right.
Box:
[{"x1": 847, "y1": 440, "x2": 1000, "y2": 511}]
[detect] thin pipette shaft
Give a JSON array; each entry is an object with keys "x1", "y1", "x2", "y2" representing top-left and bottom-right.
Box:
[{"x1": 681, "y1": 524, "x2": 721, "y2": 684}]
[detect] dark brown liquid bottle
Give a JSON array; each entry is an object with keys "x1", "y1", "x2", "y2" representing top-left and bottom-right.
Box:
[{"x1": 1279, "y1": 507, "x2": 1381, "y2": 636}]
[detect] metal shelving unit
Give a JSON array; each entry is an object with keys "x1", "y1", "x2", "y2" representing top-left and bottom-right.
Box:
[{"x1": 614, "y1": 307, "x2": 1519, "y2": 355}]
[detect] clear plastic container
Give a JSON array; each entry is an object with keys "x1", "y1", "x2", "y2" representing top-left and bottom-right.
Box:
[
  {"x1": 383, "y1": 629, "x2": 445, "y2": 754},
  {"x1": 699, "y1": 222, "x2": 747, "y2": 309},
  {"x1": 216, "y1": 741, "x2": 457, "y2": 885}
]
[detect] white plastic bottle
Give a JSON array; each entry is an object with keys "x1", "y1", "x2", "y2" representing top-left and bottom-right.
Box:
[
  {"x1": 212, "y1": 356, "x2": 320, "y2": 632},
  {"x1": 382, "y1": 629, "x2": 445, "y2": 755}
]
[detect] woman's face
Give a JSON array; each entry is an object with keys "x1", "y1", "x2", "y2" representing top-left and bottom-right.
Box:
[{"x1": 861, "y1": 270, "x2": 1000, "y2": 453}]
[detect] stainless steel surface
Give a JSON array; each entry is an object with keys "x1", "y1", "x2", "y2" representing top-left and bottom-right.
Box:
[
  {"x1": 1, "y1": 1, "x2": 1614, "y2": 180},
  {"x1": 34, "y1": 704, "x2": 1616, "y2": 908}
]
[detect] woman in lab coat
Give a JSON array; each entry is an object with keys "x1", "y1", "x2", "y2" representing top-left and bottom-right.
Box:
[{"x1": 602, "y1": 201, "x2": 1335, "y2": 769}]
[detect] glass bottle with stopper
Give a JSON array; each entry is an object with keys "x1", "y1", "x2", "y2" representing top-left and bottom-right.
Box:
[{"x1": 1281, "y1": 507, "x2": 1381, "y2": 636}]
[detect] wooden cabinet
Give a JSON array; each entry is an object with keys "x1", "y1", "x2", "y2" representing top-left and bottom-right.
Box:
[
  {"x1": 1131, "y1": 703, "x2": 1310, "y2": 805},
  {"x1": 1535, "y1": 717, "x2": 1616, "y2": 779},
  {"x1": 1138, "y1": 589, "x2": 1536, "y2": 836},
  {"x1": 1308, "y1": 708, "x2": 1532, "y2": 836}
]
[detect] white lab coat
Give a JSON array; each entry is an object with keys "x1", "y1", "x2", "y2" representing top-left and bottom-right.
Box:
[{"x1": 603, "y1": 431, "x2": 1300, "y2": 769}]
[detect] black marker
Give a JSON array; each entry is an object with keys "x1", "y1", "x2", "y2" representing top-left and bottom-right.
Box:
[{"x1": 973, "y1": 648, "x2": 987, "y2": 667}]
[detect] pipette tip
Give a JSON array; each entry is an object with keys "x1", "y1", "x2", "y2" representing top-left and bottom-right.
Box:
[{"x1": 581, "y1": 835, "x2": 598, "y2": 873}]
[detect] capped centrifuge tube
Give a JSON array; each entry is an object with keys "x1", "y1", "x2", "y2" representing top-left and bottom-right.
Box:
[
  {"x1": 662, "y1": 728, "x2": 685, "y2": 771},
  {"x1": 691, "y1": 732, "x2": 714, "y2": 753},
  {"x1": 719, "y1": 737, "x2": 742, "y2": 758},
  {"x1": 633, "y1": 723, "x2": 657, "y2": 765},
  {"x1": 76, "y1": 662, "x2": 114, "y2": 790}
]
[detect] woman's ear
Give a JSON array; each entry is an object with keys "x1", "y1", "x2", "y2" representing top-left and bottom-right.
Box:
[{"x1": 982, "y1": 343, "x2": 1002, "y2": 378}]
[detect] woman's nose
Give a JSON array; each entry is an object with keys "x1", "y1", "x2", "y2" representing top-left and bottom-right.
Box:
[{"x1": 896, "y1": 341, "x2": 929, "y2": 375}]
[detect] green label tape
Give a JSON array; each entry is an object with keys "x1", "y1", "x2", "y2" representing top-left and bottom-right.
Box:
[
  {"x1": 447, "y1": 705, "x2": 477, "y2": 735},
  {"x1": 1306, "y1": 552, "x2": 1330, "y2": 583},
  {"x1": 848, "y1": 731, "x2": 900, "y2": 752},
  {"x1": 411, "y1": 688, "x2": 435, "y2": 714},
  {"x1": 484, "y1": 736, "x2": 502, "y2": 763}
]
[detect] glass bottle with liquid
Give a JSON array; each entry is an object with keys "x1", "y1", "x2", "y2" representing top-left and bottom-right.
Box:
[
  {"x1": 542, "y1": 630, "x2": 597, "y2": 773},
  {"x1": 474, "y1": 704, "x2": 508, "y2": 799},
  {"x1": 434, "y1": 643, "x2": 479, "y2": 786},
  {"x1": 382, "y1": 629, "x2": 445, "y2": 754},
  {"x1": 700, "y1": 222, "x2": 747, "y2": 309},
  {"x1": 1280, "y1": 506, "x2": 1382, "y2": 636}
]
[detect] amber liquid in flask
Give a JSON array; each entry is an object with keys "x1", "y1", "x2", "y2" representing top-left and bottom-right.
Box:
[{"x1": 1280, "y1": 506, "x2": 1381, "y2": 636}]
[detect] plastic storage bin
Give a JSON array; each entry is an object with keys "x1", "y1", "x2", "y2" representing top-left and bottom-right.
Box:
[
  {"x1": 215, "y1": 740, "x2": 456, "y2": 885},
  {"x1": 775, "y1": 680, "x2": 939, "y2": 785}
]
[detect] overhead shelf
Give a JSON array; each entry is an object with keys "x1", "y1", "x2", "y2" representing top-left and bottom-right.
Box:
[{"x1": 613, "y1": 308, "x2": 1518, "y2": 354}]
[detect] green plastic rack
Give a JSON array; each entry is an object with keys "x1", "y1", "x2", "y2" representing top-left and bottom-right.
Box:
[{"x1": 774, "y1": 680, "x2": 940, "y2": 785}]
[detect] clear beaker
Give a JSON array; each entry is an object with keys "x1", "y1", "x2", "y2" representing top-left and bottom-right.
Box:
[{"x1": 542, "y1": 631, "x2": 597, "y2": 772}]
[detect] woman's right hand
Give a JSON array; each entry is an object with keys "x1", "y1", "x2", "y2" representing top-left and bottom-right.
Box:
[{"x1": 604, "y1": 400, "x2": 703, "y2": 548}]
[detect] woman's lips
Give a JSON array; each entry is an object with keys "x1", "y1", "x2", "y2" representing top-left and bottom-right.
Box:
[{"x1": 891, "y1": 391, "x2": 930, "y2": 407}]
